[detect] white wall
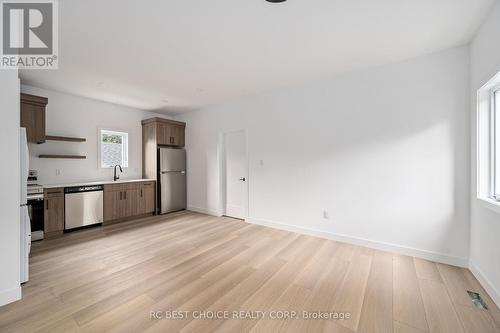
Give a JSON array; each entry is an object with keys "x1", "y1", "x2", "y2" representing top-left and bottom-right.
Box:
[
  {"x1": 176, "y1": 46, "x2": 471, "y2": 266},
  {"x1": 0, "y1": 71, "x2": 21, "y2": 306},
  {"x1": 21, "y1": 85, "x2": 169, "y2": 185},
  {"x1": 469, "y1": 0, "x2": 500, "y2": 307}
]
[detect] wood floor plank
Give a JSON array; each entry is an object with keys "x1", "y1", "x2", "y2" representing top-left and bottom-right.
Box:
[
  {"x1": 278, "y1": 256, "x2": 350, "y2": 333},
  {"x1": 249, "y1": 284, "x2": 311, "y2": 333},
  {"x1": 436, "y1": 263, "x2": 479, "y2": 306},
  {"x1": 358, "y1": 251, "x2": 394, "y2": 333},
  {"x1": 330, "y1": 253, "x2": 372, "y2": 331},
  {"x1": 418, "y1": 278, "x2": 465, "y2": 333},
  {"x1": 393, "y1": 255, "x2": 429, "y2": 332},
  {"x1": 292, "y1": 240, "x2": 338, "y2": 290},
  {"x1": 437, "y1": 264, "x2": 500, "y2": 332},
  {"x1": 145, "y1": 265, "x2": 256, "y2": 332},
  {"x1": 394, "y1": 321, "x2": 428, "y2": 333},
  {"x1": 33, "y1": 316, "x2": 80, "y2": 333},
  {"x1": 79, "y1": 295, "x2": 156, "y2": 333},
  {"x1": 180, "y1": 257, "x2": 287, "y2": 333},
  {"x1": 461, "y1": 268, "x2": 500, "y2": 329},
  {"x1": 214, "y1": 236, "x2": 324, "y2": 332},
  {"x1": 454, "y1": 303, "x2": 499, "y2": 333},
  {"x1": 413, "y1": 258, "x2": 442, "y2": 283}
]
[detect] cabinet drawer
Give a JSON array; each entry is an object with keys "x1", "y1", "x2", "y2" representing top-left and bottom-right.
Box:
[
  {"x1": 44, "y1": 187, "x2": 64, "y2": 197},
  {"x1": 140, "y1": 181, "x2": 155, "y2": 188},
  {"x1": 122, "y1": 182, "x2": 140, "y2": 190},
  {"x1": 105, "y1": 182, "x2": 142, "y2": 192},
  {"x1": 104, "y1": 183, "x2": 124, "y2": 192}
]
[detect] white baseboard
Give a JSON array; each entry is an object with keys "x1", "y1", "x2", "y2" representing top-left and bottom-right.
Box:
[
  {"x1": 187, "y1": 206, "x2": 222, "y2": 217},
  {"x1": 469, "y1": 262, "x2": 500, "y2": 308},
  {"x1": 0, "y1": 286, "x2": 21, "y2": 307},
  {"x1": 246, "y1": 216, "x2": 468, "y2": 267}
]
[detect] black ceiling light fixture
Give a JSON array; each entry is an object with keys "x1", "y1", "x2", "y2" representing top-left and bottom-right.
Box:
[{"x1": 266, "y1": 0, "x2": 287, "y2": 3}]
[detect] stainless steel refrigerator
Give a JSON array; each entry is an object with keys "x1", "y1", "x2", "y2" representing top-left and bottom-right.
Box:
[{"x1": 159, "y1": 147, "x2": 186, "y2": 214}]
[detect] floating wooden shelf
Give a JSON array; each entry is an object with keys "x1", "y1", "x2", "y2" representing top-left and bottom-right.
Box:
[
  {"x1": 45, "y1": 135, "x2": 86, "y2": 142},
  {"x1": 39, "y1": 154, "x2": 86, "y2": 159}
]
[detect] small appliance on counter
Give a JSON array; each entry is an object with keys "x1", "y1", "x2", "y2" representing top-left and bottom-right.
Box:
[{"x1": 27, "y1": 170, "x2": 44, "y2": 241}]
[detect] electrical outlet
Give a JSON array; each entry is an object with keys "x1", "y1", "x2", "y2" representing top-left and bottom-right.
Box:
[
  {"x1": 259, "y1": 159, "x2": 264, "y2": 167},
  {"x1": 55, "y1": 169, "x2": 61, "y2": 176},
  {"x1": 323, "y1": 210, "x2": 329, "y2": 219}
]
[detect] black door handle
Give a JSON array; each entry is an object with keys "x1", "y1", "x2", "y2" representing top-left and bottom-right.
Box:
[{"x1": 239, "y1": 177, "x2": 246, "y2": 181}]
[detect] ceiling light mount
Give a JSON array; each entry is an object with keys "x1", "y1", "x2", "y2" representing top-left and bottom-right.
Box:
[{"x1": 266, "y1": 0, "x2": 287, "y2": 3}]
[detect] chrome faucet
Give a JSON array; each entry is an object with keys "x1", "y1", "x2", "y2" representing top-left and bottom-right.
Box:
[{"x1": 113, "y1": 165, "x2": 123, "y2": 181}]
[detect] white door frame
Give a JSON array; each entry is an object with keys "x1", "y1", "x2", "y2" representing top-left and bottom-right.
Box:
[{"x1": 218, "y1": 129, "x2": 249, "y2": 219}]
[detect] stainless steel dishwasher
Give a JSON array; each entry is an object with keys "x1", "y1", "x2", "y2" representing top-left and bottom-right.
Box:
[{"x1": 64, "y1": 185, "x2": 104, "y2": 230}]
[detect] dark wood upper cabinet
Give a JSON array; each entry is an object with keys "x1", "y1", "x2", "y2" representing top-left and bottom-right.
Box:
[
  {"x1": 20, "y1": 93, "x2": 48, "y2": 144},
  {"x1": 142, "y1": 117, "x2": 186, "y2": 147}
]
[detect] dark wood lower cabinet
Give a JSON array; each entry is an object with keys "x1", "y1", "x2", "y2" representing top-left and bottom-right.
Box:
[
  {"x1": 103, "y1": 190, "x2": 123, "y2": 221},
  {"x1": 103, "y1": 181, "x2": 156, "y2": 223},
  {"x1": 139, "y1": 182, "x2": 155, "y2": 215},
  {"x1": 44, "y1": 188, "x2": 64, "y2": 237},
  {"x1": 42, "y1": 182, "x2": 155, "y2": 237}
]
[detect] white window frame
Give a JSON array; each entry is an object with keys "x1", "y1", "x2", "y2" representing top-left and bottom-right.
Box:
[
  {"x1": 490, "y1": 86, "x2": 500, "y2": 200},
  {"x1": 477, "y1": 71, "x2": 500, "y2": 214},
  {"x1": 98, "y1": 129, "x2": 129, "y2": 169}
]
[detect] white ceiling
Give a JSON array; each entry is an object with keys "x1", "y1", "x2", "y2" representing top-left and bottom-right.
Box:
[{"x1": 20, "y1": 0, "x2": 495, "y2": 114}]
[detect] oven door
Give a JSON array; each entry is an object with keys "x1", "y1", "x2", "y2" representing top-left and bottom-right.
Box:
[{"x1": 27, "y1": 197, "x2": 44, "y2": 238}]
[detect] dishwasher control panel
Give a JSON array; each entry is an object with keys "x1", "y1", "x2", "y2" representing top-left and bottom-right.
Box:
[{"x1": 65, "y1": 185, "x2": 104, "y2": 194}]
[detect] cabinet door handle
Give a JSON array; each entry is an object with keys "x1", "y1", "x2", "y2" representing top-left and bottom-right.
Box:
[
  {"x1": 124, "y1": 191, "x2": 127, "y2": 200},
  {"x1": 141, "y1": 189, "x2": 143, "y2": 197},
  {"x1": 46, "y1": 200, "x2": 48, "y2": 210},
  {"x1": 120, "y1": 191, "x2": 122, "y2": 200}
]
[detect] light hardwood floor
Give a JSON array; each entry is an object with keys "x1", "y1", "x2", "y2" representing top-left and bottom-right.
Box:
[{"x1": 0, "y1": 211, "x2": 499, "y2": 333}]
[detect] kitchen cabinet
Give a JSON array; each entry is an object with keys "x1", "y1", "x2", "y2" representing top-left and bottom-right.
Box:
[
  {"x1": 156, "y1": 122, "x2": 172, "y2": 146},
  {"x1": 170, "y1": 124, "x2": 185, "y2": 147},
  {"x1": 142, "y1": 117, "x2": 186, "y2": 147},
  {"x1": 138, "y1": 182, "x2": 156, "y2": 215},
  {"x1": 20, "y1": 93, "x2": 47, "y2": 144},
  {"x1": 103, "y1": 190, "x2": 123, "y2": 221},
  {"x1": 103, "y1": 181, "x2": 156, "y2": 223},
  {"x1": 44, "y1": 188, "x2": 64, "y2": 237}
]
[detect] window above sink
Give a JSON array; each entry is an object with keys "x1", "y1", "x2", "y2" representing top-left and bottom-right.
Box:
[{"x1": 99, "y1": 129, "x2": 129, "y2": 168}]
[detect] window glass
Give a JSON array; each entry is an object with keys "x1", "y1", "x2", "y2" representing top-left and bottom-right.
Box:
[{"x1": 100, "y1": 130, "x2": 128, "y2": 168}]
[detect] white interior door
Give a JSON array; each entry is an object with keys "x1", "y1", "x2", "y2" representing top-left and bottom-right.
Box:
[{"x1": 225, "y1": 131, "x2": 248, "y2": 219}]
